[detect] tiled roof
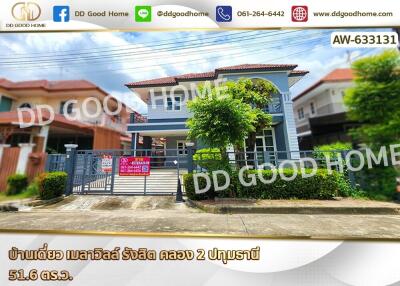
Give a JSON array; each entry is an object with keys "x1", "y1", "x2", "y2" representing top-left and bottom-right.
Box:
[
  {"x1": 215, "y1": 63, "x2": 298, "y2": 72},
  {"x1": 0, "y1": 79, "x2": 103, "y2": 92},
  {"x1": 289, "y1": 70, "x2": 309, "y2": 76},
  {"x1": 293, "y1": 68, "x2": 354, "y2": 101},
  {"x1": 323, "y1": 68, "x2": 353, "y2": 81},
  {"x1": 0, "y1": 78, "x2": 132, "y2": 110},
  {"x1": 126, "y1": 64, "x2": 303, "y2": 88}
]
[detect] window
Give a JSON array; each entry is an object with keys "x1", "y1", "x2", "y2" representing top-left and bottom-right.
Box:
[
  {"x1": 60, "y1": 101, "x2": 73, "y2": 115},
  {"x1": 114, "y1": 115, "x2": 122, "y2": 124},
  {"x1": 166, "y1": 95, "x2": 182, "y2": 111},
  {"x1": 310, "y1": 102, "x2": 315, "y2": 114},
  {"x1": 177, "y1": 140, "x2": 187, "y2": 155},
  {"x1": 298, "y1": 108, "x2": 304, "y2": 119},
  {"x1": 0, "y1": 96, "x2": 13, "y2": 112},
  {"x1": 19, "y1": 103, "x2": 31, "y2": 109}
]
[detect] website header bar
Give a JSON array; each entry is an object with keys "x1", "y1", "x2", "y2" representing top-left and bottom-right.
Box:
[{"x1": 0, "y1": 0, "x2": 399, "y2": 31}]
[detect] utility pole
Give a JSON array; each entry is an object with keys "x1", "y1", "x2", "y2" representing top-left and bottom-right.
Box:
[{"x1": 346, "y1": 50, "x2": 352, "y2": 65}]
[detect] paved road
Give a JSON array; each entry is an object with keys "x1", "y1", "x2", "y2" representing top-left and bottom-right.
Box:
[{"x1": 0, "y1": 196, "x2": 400, "y2": 239}]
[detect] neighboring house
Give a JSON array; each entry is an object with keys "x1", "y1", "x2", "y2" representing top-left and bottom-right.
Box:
[
  {"x1": 0, "y1": 79, "x2": 134, "y2": 153},
  {"x1": 126, "y1": 64, "x2": 308, "y2": 166},
  {"x1": 292, "y1": 68, "x2": 358, "y2": 150}
]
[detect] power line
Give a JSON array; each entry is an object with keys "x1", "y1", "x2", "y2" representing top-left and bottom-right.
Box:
[
  {"x1": 0, "y1": 30, "x2": 313, "y2": 65},
  {"x1": 88, "y1": 40, "x2": 330, "y2": 75},
  {"x1": 1, "y1": 32, "x2": 329, "y2": 70},
  {"x1": 0, "y1": 31, "x2": 252, "y2": 58},
  {"x1": 3, "y1": 37, "x2": 326, "y2": 73}
]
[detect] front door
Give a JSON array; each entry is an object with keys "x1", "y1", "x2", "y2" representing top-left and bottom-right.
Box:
[
  {"x1": 246, "y1": 129, "x2": 277, "y2": 168},
  {"x1": 255, "y1": 136, "x2": 266, "y2": 167}
]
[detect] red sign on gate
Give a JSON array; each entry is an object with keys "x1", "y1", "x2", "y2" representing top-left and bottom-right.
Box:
[{"x1": 119, "y1": 156, "x2": 151, "y2": 176}]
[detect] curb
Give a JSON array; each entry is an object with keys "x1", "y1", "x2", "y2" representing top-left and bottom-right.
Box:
[
  {"x1": 187, "y1": 199, "x2": 400, "y2": 215},
  {"x1": 0, "y1": 196, "x2": 64, "y2": 212},
  {"x1": 25, "y1": 196, "x2": 64, "y2": 207}
]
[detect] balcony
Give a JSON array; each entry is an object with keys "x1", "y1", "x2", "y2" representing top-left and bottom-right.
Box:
[
  {"x1": 85, "y1": 113, "x2": 127, "y2": 133},
  {"x1": 263, "y1": 96, "x2": 282, "y2": 114}
]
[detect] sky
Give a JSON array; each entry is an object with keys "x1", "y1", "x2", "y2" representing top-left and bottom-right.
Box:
[{"x1": 0, "y1": 29, "x2": 386, "y2": 114}]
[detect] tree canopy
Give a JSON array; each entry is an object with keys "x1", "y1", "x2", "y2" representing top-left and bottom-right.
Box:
[
  {"x1": 187, "y1": 92, "x2": 256, "y2": 150},
  {"x1": 186, "y1": 78, "x2": 277, "y2": 150},
  {"x1": 344, "y1": 49, "x2": 400, "y2": 147}
]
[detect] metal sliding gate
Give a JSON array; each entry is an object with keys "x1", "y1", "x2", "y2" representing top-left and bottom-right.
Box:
[{"x1": 70, "y1": 149, "x2": 188, "y2": 195}]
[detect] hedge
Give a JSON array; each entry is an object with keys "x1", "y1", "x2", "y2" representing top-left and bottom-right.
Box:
[
  {"x1": 354, "y1": 165, "x2": 398, "y2": 200},
  {"x1": 193, "y1": 148, "x2": 229, "y2": 171},
  {"x1": 6, "y1": 174, "x2": 28, "y2": 195},
  {"x1": 37, "y1": 172, "x2": 67, "y2": 200},
  {"x1": 184, "y1": 169, "x2": 352, "y2": 200}
]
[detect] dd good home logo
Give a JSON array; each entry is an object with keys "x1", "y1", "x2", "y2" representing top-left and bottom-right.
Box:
[{"x1": 12, "y1": 2, "x2": 41, "y2": 21}]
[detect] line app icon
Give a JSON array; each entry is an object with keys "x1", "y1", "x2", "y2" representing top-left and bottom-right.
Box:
[{"x1": 135, "y1": 6, "x2": 152, "y2": 22}]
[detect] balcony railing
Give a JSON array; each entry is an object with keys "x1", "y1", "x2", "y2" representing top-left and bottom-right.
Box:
[
  {"x1": 85, "y1": 114, "x2": 127, "y2": 132},
  {"x1": 263, "y1": 97, "x2": 282, "y2": 114}
]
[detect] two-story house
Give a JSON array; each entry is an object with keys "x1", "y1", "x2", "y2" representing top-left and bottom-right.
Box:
[
  {"x1": 126, "y1": 64, "x2": 308, "y2": 166},
  {"x1": 0, "y1": 78, "x2": 133, "y2": 153},
  {"x1": 293, "y1": 68, "x2": 358, "y2": 150}
]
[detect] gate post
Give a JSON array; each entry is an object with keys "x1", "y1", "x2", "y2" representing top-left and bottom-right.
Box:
[{"x1": 64, "y1": 144, "x2": 78, "y2": 196}]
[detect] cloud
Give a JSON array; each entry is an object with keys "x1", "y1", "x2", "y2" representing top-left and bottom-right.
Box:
[{"x1": 0, "y1": 29, "x2": 387, "y2": 114}]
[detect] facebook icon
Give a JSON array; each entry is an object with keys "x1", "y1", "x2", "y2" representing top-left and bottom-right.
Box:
[{"x1": 53, "y1": 6, "x2": 70, "y2": 22}]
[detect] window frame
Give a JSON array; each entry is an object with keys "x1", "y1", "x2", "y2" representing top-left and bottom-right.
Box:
[
  {"x1": 166, "y1": 95, "x2": 182, "y2": 111},
  {"x1": 298, "y1": 107, "x2": 304, "y2": 119},
  {"x1": 59, "y1": 101, "x2": 74, "y2": 115},
  {"x1": 176, "y1": 140, "x2": 188, "y2": 155},
  {"x1": 19, "y1": 102, "x2": 32, "y2": 109},
  {"x1": 310, "y1": 102, "x2": 315, "y2": 115}
]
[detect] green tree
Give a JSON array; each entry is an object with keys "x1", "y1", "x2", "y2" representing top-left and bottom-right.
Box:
[
  {"x1": 187, "y1": 90, "x2": 256, "y2": 151},
  {"x1": 225, "y1": 78, "x2": 276, "y2": 151},
  {"x1": 344, "y1": 50, "x2": 400, "y2": 200},
  {"x1": 187, "y1": 79, "x2": 276, "y2": 153},
  {"x1": 344, "y1": 49, "x2": 400, "y2": 147}
]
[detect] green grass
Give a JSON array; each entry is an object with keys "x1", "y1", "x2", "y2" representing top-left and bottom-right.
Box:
[{"x1": 0, "y1": 183, "x2": 39, "y2": 203}]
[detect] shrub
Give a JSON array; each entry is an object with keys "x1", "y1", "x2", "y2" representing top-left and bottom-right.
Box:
[
  {"x1": 6, "y1": 174, "x2": 28, "y2": 195},
  {"x1": 193, "y1": 148, "x2": 229, "y2": 171},
  {"x1": 313, "y1": 142, "x2": 352, "y2": 165},
  {"x1": 37, "y1": 172, "x2": 67, "y2": 200},
  {"x1": 184, "y1": 169, "x2": 352, "y2": 200},
  {"x1": 238, "y1": 169, "x2": 350, "y2": 199},
  {"x1": 354, "y1": 165, "x2": 398, "y2": 200},
  {"x1": 25, "y1": 181, "x2": 40, "y2": 197},
  {"x1": 184, "y1": 173, "x2": 215, "y2": 201}
]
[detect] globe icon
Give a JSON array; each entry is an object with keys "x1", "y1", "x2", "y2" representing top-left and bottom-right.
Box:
[{"x1": 293, "y1": 7, "x2": 307, "y2": 21}]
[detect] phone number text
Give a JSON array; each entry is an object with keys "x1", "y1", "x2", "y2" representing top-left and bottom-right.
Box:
[{"x1": 237, "y1": 11, "x2": 285, "y2": 17}]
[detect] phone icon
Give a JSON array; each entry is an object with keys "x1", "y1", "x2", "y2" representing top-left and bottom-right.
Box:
[{"x1": 216, "y1": 6, "x2": 232, "y2": 22}]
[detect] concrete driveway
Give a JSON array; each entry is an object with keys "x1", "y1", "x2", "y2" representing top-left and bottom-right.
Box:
[{"x1": 0, "y1": 195, "x2": 400, "y2": 239}]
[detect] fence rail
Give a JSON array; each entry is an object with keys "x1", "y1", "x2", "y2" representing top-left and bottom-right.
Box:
[
  {"x1": 48, "y1": 147, "x2": 368, "y2": 195},
  {"x1": 46, "y1": 154, "x2": 67, "y2": 172}
]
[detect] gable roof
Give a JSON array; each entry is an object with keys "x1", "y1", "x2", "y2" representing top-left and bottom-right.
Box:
[
  {"x1": 126, "y1": 64, "x2": 307, "y2": 88},
  {"x1": 0, "y1": 79, "x2": 107, "y2": 93},
  {"x1": 293, "y1": 68, "x2": 354, "y2": 101},
  {"x1": 0, "y1": 78, "x2": 133, "y2": 110}
]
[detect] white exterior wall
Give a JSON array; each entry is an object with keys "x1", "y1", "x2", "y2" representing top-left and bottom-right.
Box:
[
  {"x1": 293, "y1": 81, "x2": 353, "y2": 135},
  {"x1": 15, "y1": 143, "x2": 35, "y2": 174},
  {"x1": 282, "y1": 92, "x2": 300, "y2": 158}
]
